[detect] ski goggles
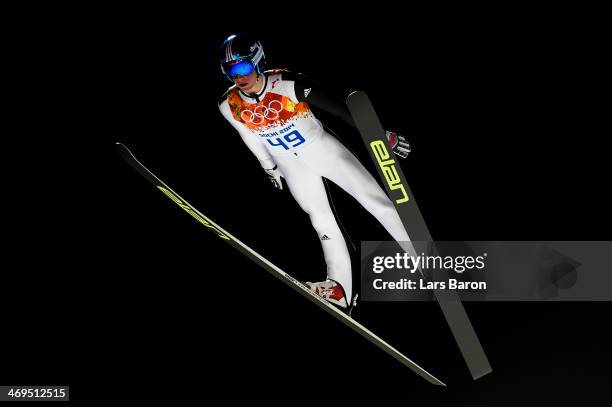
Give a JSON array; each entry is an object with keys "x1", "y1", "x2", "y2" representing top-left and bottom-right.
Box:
[{"x1": 224, "y1": 60, "x2": 256, "y2": 79}]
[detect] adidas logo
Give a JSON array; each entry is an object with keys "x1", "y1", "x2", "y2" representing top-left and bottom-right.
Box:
[
  {"x1": 304, "y1": 88, "x2": 312, "y2": 98},
  {"x1": 321, "y1": 235, "x2": 331, "y2": 240}
]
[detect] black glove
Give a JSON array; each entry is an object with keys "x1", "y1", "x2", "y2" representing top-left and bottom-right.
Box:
[{"x1": 386, "y1": 131, "x2": 411, "y2": 159}]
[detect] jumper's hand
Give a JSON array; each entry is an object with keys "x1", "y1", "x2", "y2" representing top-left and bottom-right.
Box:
[
  {"x1": 264, "y1": 165, "x2": 283, "y2": 190},
  {"x1": 386, "y1": 131, "x2": 411, "y2": 159}
]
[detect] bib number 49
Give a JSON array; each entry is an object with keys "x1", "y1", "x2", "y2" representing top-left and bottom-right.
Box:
[{"x1": 267, "y1": 130, "x2": 305, "y2": 150}]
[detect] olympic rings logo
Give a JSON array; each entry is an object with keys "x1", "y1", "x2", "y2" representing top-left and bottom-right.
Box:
[{"x1": 241, "y1": 100, "x2": 284, "y2": 124}]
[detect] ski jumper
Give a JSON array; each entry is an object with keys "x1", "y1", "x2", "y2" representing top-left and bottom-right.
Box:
[{"x1": 219, "y1": 70, "x2": 410, "y2": 300}]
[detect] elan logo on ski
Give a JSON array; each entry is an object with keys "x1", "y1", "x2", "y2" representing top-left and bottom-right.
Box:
[
  {"x1": 370, "y1": 140, "x2": 409, "y2": 204},
  {"x1": 157, "y1": 186, "x2": 230, "y2": 240}
]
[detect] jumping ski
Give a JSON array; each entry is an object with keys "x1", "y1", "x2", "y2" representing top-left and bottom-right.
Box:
[
  {"x1": 116, "y1": 142, "x2": 446, "y2": 386},
  {"x1": 347, "y1": 91, "x2": 492, "y2": 380}
]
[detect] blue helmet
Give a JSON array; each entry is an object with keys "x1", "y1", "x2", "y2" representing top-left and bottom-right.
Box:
[{"x1": 219, "y1": 34, "x2": 265, "y2": 81}]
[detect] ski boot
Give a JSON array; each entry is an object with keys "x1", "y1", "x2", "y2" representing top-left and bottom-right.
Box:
[{"x1": 305, "y1": 279, "x2": 359, "y2": 316}]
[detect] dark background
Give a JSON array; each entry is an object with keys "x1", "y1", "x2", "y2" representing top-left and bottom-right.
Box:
[{"x1": 3, "y1": 7, "x2": 611, "y2": 405}]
